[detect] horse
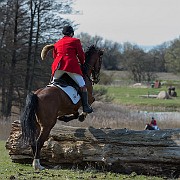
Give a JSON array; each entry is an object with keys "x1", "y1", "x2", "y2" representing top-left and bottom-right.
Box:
[{"x1": 20, "y1": 45, "x2": 104, "y2": 170}]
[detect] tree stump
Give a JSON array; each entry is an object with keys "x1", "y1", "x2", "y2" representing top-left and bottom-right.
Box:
[{"x1": 6, "y1": 120, "x2": 180, "y2": 178}]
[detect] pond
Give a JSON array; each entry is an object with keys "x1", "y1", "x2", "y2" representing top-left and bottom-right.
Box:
[{"x1": 131, "y1": 111, "x2": 180, "y2": 121}]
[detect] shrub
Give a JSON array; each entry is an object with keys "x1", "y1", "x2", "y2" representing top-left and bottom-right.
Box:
[
  {"x1": 93, "y1": 86, "x2": 113, "y2": 102},
  {"x1": 99, "y1": 71, "x2": 114, "y2": 85}
]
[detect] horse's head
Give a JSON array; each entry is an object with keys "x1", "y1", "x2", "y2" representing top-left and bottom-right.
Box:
[{"x1": 83, "y1": 45, "x2": 104, "y2": 84}]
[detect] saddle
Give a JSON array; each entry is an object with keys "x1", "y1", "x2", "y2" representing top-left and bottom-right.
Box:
[
  {"x1": 48, "y1": 73, "x2": 81, "y2": 104},
  {"x1": 53, "y1": 73, "x2": 80, "y2": 93}
]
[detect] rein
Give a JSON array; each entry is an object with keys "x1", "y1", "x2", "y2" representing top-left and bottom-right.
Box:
[
  {"x1": 92, "y1": 55, "x2": 102, "y2": 84},
  {"x1": 82, "y1": 62, "x2": 94, "y2": 83},
  {"x1": 82, "y1": 47, "x2": 102, "y2": 84}
]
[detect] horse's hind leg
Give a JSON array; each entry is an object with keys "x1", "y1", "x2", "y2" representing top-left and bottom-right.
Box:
[
  {"x1": 32, "y1": 126, "x2": 52, "y2": 170},
  {"x1": 31, "y1": 123, "x2": 40, "y2": 157}
]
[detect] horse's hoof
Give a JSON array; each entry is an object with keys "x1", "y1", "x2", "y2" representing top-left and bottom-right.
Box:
[
  {"x1": 33, "y1": 159, "x2": 45, "y2": 171},
  {"x1": 33, "y1": 164, "x2": 45, "y2": 171},
  {"x1": 39, "y1": 165, "x2": 45, "y2": 171},
  {"x1": 78, "y1": 113, "x2": 87, "y2": 122},
  {"x1": 78, "y1": 116, "x2": 85, "y2": 122},
  {"x1": 34, "y1": 165, "x2": 45, "y2": 171}
]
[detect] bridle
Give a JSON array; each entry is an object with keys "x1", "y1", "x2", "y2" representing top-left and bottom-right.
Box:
[
  {"x1": 82, "y1": 48, "x2": 103, "y2": 84},
  {"x1": 91, "y1": 53, "x2": 103, "y2": 84}
]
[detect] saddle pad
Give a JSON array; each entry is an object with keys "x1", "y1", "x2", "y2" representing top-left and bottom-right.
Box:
[{"x1": 47, "y1": 84, "x2": 80, "y2": 104}]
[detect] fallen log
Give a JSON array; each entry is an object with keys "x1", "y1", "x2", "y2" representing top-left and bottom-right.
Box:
[{"x1": 6, "y1": 120, "x2": 180, "y2": 178}]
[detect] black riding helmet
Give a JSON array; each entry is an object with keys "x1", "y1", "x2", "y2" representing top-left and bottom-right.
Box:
[{"x1": 62, "y1": 25, "x2": 74, "y2": 36}]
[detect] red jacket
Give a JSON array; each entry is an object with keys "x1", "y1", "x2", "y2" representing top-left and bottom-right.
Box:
[{"x1": 52, "y1": 36, "x2": 85, "y2": 76}]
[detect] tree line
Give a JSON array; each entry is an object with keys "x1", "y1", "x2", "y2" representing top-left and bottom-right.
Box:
[
  {"x1": 78, "y1": 32, "x2": 180, "y2": 82},
  {"x1": 0, "y1": 0, "x2": 180, "y2": 118}
]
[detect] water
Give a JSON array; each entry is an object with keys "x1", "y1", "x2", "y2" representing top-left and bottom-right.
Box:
[
  {"x1": 131, "y1": 111, "x2": 180, "y2": 122},
  {"x1": 0, "y1": 108, "x2": 180, "y2": 140}
]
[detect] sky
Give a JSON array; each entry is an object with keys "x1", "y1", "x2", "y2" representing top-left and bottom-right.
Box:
[{"x1": 63, "y1": 0, "x2": 180, "y2": 48}]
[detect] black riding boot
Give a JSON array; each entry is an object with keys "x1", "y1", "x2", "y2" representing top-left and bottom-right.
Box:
[{"x1": 81, "y1": 91, "x2": 93, "y2": 114}]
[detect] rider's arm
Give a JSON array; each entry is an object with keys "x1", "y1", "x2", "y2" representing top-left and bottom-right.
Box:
[{"x1": 75, "y1": 39, "x2": 85, "y2": 65}]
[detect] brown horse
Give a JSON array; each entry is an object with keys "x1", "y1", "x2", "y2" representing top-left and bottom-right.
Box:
[{"x1": 21, "y1": 45, "x2": 103, "y2": 170}]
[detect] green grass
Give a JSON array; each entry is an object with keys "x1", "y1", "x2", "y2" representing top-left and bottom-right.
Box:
[
  {"x1": 98, "y1": 71, "x2": 180, "y2": 110},
  {"x1": 0, "y1": 141, "x2": 162, "y2": 179},
  {"x1": 94, "y1": 85, "x2": 180, "y2": 111}
]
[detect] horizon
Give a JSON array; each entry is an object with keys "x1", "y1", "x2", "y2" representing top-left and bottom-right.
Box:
[{"x1": 62, "y1": 0, "x2": 180, "y2": 47}]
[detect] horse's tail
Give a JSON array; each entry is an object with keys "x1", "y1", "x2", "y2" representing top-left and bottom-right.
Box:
[
  {"x1": 41, "y1": 44, "x2": 54, "y2": 60},
  {"x1": 21, "y1": 92, "x2": 38, "y2": 144}
]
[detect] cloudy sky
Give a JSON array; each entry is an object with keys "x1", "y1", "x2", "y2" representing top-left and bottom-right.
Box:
[{"x1": 64, "y1": 0, "x2": 180, "y2": 47}]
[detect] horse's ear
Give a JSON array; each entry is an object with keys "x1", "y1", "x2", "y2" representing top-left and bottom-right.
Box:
[
  {"x1": 99, "y1": 49, "x2": 104, "y2": 56},
  {"x1": 41, "y1": 44, "x2": 54, "y2": 60}
]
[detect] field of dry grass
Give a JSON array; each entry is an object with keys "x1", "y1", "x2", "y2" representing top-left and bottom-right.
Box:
[
  {"x1": 61, "y1": 101, "x2": 180, "y2": 130},
  {"x1": 2, "y1": 100, "x2": 180, "y2": 141},
  {"x1": 0, "y1": 71, "x2": 180, "y2": 141}
]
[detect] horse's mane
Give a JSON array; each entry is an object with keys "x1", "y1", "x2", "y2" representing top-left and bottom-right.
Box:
[{"x1": 85, "y1": 45, "x2": 99, "y2": 62}]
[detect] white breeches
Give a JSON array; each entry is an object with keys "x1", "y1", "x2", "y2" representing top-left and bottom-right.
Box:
[{"x1": 52, "y1": 70, "x2": 85, "y2": 87}]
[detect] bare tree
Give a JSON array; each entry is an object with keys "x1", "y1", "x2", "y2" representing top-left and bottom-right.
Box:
[
  {"x1": 122, "y1": 43, "x2": 156, "y2": 82},
  {"x1": 0, "y1": 0, "x2": 76, "y2": 117},
  {"x1": 24, "y1": 0, "x2": 75, "y2": 95},
  {"x1": 165, "y1": 38, "x2": 180, "y2": 73}
]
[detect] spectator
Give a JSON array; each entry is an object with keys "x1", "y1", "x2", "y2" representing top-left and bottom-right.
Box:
[
  {"x1": 168, "y1": 86, "x2": 177, "y2": 97},
  {"x1": 144, "y1": 117, "x2": 160, "y2": 130}
]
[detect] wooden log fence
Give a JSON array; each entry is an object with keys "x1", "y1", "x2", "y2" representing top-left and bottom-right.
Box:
[{"x1": 6, "y1": 120, "x2": 180, "y2": 178}]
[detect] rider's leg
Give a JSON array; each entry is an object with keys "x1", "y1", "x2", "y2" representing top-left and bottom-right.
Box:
[
  {"x1": 79, "y1": 86, "x2": 93, "y2": 113},
  {"x1": 51, "y1": 70, "x2": 65, "y2": 84},
  {"x1": 67, "y1": 72, "x2": 93, "y2": 114}
]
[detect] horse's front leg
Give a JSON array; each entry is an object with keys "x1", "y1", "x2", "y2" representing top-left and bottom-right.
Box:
[
  {"x1": 78, "y1": 112, "x2": 87, "y2": 122},
  {"x1": 57, "y1": 112, "x2": 79, "y2": 122}
]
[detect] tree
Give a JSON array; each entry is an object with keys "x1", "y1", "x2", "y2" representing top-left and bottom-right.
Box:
[
  {"x1": 149, "y1": 43, "x2": 169, "y2": 72},
  {"x1": 77, "y1": 33, "x2": 103, "y2": 50},
  {"x1": 0, "y1": 0, "x2": 76, "y2": 117},
  {"x1": 78, "y1": 33, "x2": 122, "y2": 70},
  {"x1": 0, "y1": 0, "x2": 29, "y2": 116},
  {"x1": 24, "y1": 0, "x2": 75, "y2": 95},
  {"x1": 122, "y1": 43, "x2": 156, "y2": 82},
  {"x1": 165, "y1": 38, "x2": 180, "y2": 73},
  {"x1": 102, "y1": 40, "x2": 122, "y2": 70}
]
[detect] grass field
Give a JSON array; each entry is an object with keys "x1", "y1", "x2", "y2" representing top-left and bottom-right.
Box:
[
  {"x1": 94, "y1": 85, "x2": 180, "y2": 111},
  {"x1": 95, "y1": 71, "x2": 180, "y2": 111},
  {"x1": 0, "y1": 141, "x2": 163, "y2": 180}
]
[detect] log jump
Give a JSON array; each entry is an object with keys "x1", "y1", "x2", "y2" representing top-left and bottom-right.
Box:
[{"x1": 6, "y1": 120, "x2": 180, "y2": 178}]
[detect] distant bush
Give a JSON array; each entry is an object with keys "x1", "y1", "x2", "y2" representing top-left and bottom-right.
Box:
[
  {"x1": 93, "y1": 86, "x2": 113, "y2": 102},
  {"x1": 99, "y1": 71, "x2": 114, "y2": 85}
]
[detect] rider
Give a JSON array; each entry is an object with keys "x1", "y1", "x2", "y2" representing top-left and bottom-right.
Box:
[
  {"x1": 51, "y1": 25, "x2": 93, "y2": 114},
  {"x1": 150, "y1": 117, "x2": 160, "y2": 130}
]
